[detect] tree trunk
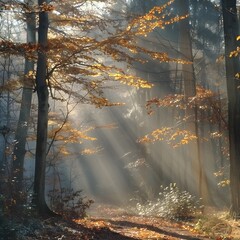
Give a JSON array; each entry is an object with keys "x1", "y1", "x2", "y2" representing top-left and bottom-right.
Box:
[
  {"x1": 221, "y1": 0, "x2": 240, "y2": 219},
  {"x1": 13, "y1": 7, "x2": 36, "y2": 194},
  {"x1": 32, "y1": 0, "x2": 51, "y2": 215},
  {"x1": 178, "y1": 0, "x2": 208, "y2": 202}
]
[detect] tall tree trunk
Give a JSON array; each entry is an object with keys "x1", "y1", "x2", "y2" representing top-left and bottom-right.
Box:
[
  {"x1": 32, "y1": 0, "x2": 51, "y2": 215},
  {"x1": 178, "y1": 0, "x2": 208, "y2": 202},
  {"x1": 13, "y1": 5, "x2": 36, "y2": 195},
  {"x1": 221, "y1": 0, "x2": 240, "y2": 218}
]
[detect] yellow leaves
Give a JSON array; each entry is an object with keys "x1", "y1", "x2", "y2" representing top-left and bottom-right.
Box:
[
  {"x1": 0, "y1": 79, "x2": 22, "y2": 92},
  {"x1": 169, "y1": 129, "x2": 197, "y2": 147},
  {"x1": 117, "y1": 226, "x2": 164, "y2": 239},
  {"x1": 0, "y1": 3, "x2": 54, "y2": 14},
  {"x1": 58, "y1": 145, "x2": 71, "y2": 156},
  {"x1": 146, "y1": 94, "x2": 185, "y2": 114},
  {"x1": 39, "y1": 2, "x2": 55, "y2": 12},
  {"x1": 146, "y1": 86, "x2": 216, "y2": 114},
  {"x1": 235, "y1": 73, "x2": 240, "y2": 79},
  {"x1": 139, "y1": 127, "x2": 171, "y2": 143},
  {"x1": 48, "y1": 114, "x2": 97, "y2": 144},
  {"x1": 139, "y1": 127, "x2": 197, "y2": 148},
  {"x1": 109, "y1": 73, "x2": 153, "y2": 88},
  {"x1": 217, "y1": 179, "x2": 230, "y2": 187},
  {"x1": 214, "y1": 169, "x2": 230, "y2": 188},
  {"x1": 229, "y1": 47, "x2": 240, "y2": 58},
  {"x1": 149, "y1": 51, "x2": 191, "y2": 64},
  {"x1": 89, "y1": 95, "x2": 124, "y2": 108},
  {"x1": 48, "y1": 125, "x2": 96, "y2": 143},
  {"x1": 81, "y1": 147, "x2": 102, "y2": 155},
  {"x1": 0, "y1": 4, "x2": 14, "y2": 10},
  {"x1": 229, "y1": 36, "x2": 240, "y2": 57},
  {"x1": 216, "y1": 54, "x2": 225, "y2": 63},
  {"x1": 127, "y1": 0, "x2": 188, "y2": 37},
  {"x1": 210, "y1": 131, "x2": 223, "y2": 139},
  {"x1": 0, "y1": 41, "x2": 39, "y2": 59}
]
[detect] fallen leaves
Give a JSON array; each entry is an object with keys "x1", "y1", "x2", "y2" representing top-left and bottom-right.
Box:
[{"x1": 6, "y1": 204, "x2": 239, "y2": 240}]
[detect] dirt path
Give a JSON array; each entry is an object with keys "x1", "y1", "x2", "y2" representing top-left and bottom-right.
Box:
[
  {"x1": 8, "y1": 204, "x2": 239, "y2": 239},
  {"x1": 83, "y1": 216, "x2": 207, "y2": 239},
  {"x1": 78, "y1": 204, "x2": 209, "y2": 240}
]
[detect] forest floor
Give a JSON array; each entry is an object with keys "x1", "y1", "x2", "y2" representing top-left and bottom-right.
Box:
[{"x1": 2, "y1": 204, "x2": 240, "y2": 239}]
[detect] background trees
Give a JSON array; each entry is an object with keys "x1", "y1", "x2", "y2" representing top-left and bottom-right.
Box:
[
  {"x1": 12, "y1": 0, "x2": 36, "y2": 205},
  {"x1": 0, "y1": 0, "x2": 239, "y2": 220},
  {"x1": 221, "y1": 0, "x2": 240, "y2": 218}
]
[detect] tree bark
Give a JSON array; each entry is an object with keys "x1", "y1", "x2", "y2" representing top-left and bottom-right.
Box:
[
  {"x1": 221, "y1": 0, "x2": 240, "y2": 219},
  {"x1": 32, "y1": 0, "x2": 51, "y2": 215},
  {"x1": 13, "y1": 6, "x2": 36, "y2": 194}
]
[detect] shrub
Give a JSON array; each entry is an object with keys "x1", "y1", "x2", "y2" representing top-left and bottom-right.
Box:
[
  {"x1": 195, "y1": 216, "x2": 232, "y2": 238},
  {"x1": 134, "y1": 183, "x2": 203, "y2": 220},
  {"x1": 47, "y1": 188, "x2": 93, "y2": 219}
]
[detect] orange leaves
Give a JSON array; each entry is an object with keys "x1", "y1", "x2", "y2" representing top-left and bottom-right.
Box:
[
  {"x1": 81, "y1": 147, "x2": 102, "y2": 155},
  {"x1": 146, "y1": 94, "x2": 185, "y2": 115},
  {"x1": 4, "y1": 2, "x2": 54, "y2": 12},
  {"x1": 2, "y1": 0, "x2": 192, "y2": 110},
  {"x1": 146, "y1": 86, "x2": 216, "y2": 115},
  {"x1": 89, "y1": 95, "x2": 124, "y2": 108},
  {"x1": 114, "y1": 226, "x2": 166, "y2": 239},
  {"x1": 139, "y1": 127, "x2": 197, "y2": 147},
  {"x1": 48, "y1": 124, "x2": 97, "y2": 144},
  {"x1": 0, "y1": 41, "x2": 39, "y2": 58},
  {"x1": 0, "y1": 79, "x2": 22, "y2": 92},
  {"x1": 38, "y1": 2, "x2": 54, "y2": 12},
  {"x1": 143, "y1": 86, "x2": 222, "y2": 147},
  {"x1": 229, "y1": 46, "x2": 240, "y2": 58},
  {"x1": 127, "y1": 0, "x2": 187, "y2": 37},
  {"x1": 139, "y1": 127, "x2": 172, "y2": 143},
  {"x1": 229, "y1": 35, "x2": 240, "y2": 58},
  {"x1": 109, "y1": 72, "x2": 153, "y2": 88},
  {"x1": 169, "y1": 129, "x2": 198, "y2": 147}
]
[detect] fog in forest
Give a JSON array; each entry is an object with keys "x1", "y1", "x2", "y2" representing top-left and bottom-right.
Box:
[{"x1": 0, "y1": 0, "x2": 232, "y2": 218}]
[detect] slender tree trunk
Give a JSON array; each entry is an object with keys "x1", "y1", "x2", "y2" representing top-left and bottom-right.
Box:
[
  {"x1": 13, "y1": 7, "x2": 36, "y2": 193},
  {"x1": 33, "y1": 0, "x2": 51, "y2": 215},
  {"x1": 178, "y1": 0, "x2": 208, "y2": 202},
  {"x1": 221, "y1": 0, "x2": 240, "y2": 218}
]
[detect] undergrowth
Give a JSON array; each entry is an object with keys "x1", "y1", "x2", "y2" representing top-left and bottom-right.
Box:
[
  {"x1": 132, "y1": 183, "x2": 203, "y2": 220},
  {"x1": 48, "y1": 188, "x2": 93, "y2": 219}
]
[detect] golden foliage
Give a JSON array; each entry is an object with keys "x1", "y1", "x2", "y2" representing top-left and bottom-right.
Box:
[
  {"x1": 48, "y1": 123, "x2": 97, "y2": 143},
  {"x1": 143, "y1": 86, "x2": 226, "y2": 146},
  {"x1": 229, "y1": 46, "x2": 240, "y2": 58},
  {"x1": 216, "y1": 54, "x2": 225, "y2": 63},
  {"x1": 217, "y1": 179, "x2": 230, "y2": 187},
  {"x1": 0, "y1": 79, "x2": 22, "y2": 92},
  {"x1": 139, "y1": 127, "x2": 197, "y2": 147},
  {"x1": 48, "y1": 112, "x2": 97, "y2": 145},
  {"x1": 127, "y1": 0, "x2": 188, "y2": 37},
  {"x1": 1, "y1": 2, "x2": 54, "y2": 13},
  {"x1": 146, "y1": 85, "x2": 216, "y2": 114},
  {"x1": 0, "y1": 41, "x2": 38, "y2": 58},
  {"x1": 1, "y1": 0, "x2": 189, "y2": 108},
  {"x1": 81, "y1": 147, "x2": 102, "y2": 155},
  {"x1": 109, "y1": 72, "x2": 153, "y2": 88},
  {"x1": 229, "y1": 36, "x2": 240, "y2": 82},
  {"x1": 89, "y1": 95, "x2": 124, "y2": 108},
  {"x1": 235, "y1": 72, "x2": 240, "y2": 79},
  {"x1": 210, "y1": 131, "x2": 223, "y2": 139}
]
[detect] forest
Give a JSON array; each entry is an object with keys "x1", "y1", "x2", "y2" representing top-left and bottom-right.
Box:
[{"x1": 0, "y1": 0, "x2": 240, "y2": 239}]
